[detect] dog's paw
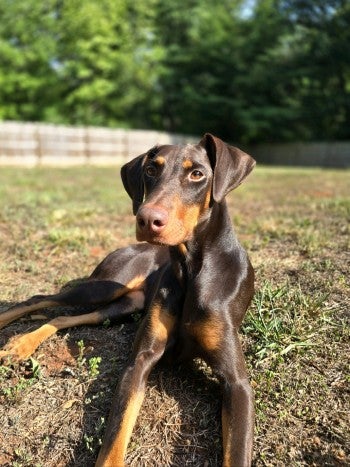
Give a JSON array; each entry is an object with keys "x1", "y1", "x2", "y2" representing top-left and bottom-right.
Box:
[{"x1": 0, "y1": 334, "x2": 37, "y2": 362}]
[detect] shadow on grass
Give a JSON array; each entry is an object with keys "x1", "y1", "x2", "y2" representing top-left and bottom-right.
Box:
[{"x1": 66, "y1": 328, "x2": 223, "y2": 466}]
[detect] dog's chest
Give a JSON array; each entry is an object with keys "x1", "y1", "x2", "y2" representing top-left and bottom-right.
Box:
[{"x1": 172, "y1": 280, "x2": 223, "y2": 357}]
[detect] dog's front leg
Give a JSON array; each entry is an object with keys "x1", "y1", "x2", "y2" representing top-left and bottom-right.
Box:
[
  {"x1": 217, "y1": 331, "x2": 255, "y2": 467},
  {"x1": 95, "y1": 300, "x2": 176, "y2": 467}
]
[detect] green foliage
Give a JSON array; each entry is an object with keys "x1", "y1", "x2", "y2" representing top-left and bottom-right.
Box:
[
  {"x1": 0, "y1": 0, "x2": 349, "y2": 142},
  {"x1": 243, "y1": 281, "x2": 328, "y2": 366},
  {"x1": 0, "y1": 0, "x2": 59, "y2": 121},
  {"x1": 76, "y1": 339, "x2": 102, "y2": 380}
]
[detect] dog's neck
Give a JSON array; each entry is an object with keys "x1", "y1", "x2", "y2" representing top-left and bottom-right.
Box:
[{"x1": 170, "y1": 201, "x2": 237, "y2": 282}]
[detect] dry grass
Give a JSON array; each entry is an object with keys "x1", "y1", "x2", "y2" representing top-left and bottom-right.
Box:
[{"x1": 0, "y1": 165, "x2": 349, "y2": 466}]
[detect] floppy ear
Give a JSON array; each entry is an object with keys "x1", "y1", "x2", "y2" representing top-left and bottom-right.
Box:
[
  {"x1": 120, "y1": 153, "x2": 146, "y2": 215},
  {"x1": 199, "y1": 133, "x2": 256, "y2": 202}
]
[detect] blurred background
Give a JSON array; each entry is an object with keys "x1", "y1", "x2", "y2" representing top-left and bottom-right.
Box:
[{"x1": 0, "y1": 0, "x2": 349, "y2": 146}]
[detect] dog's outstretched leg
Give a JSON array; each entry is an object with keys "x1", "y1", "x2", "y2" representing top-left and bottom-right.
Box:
[
  {"x1": 0, "y1": 291, "x2": 144, "y2": 362},
  {"x1": 0, "y1": 295, "x2": 61, "y2": 330},
  {"x1": 0, "y1": 278, "x2": 144, "y2": 330},
  {"x1": 95, "y1": 298, "x2": 176, "y2": 467}
]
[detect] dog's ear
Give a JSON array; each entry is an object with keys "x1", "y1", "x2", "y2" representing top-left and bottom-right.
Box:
[
  {"x1": 199, "y1": 133, "x2": 256, "y2": 202},
  {"x1": 120, "y1": 153, "x2": 146, "y2": 215}
]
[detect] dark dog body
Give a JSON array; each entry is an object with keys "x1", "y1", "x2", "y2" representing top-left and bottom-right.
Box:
[{"x1": 0, "y1": 134, "x2": 255, "y2": 466}]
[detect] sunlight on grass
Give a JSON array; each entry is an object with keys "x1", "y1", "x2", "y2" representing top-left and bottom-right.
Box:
[{"x1": 243, "y1": 281, "x2": 329, "y2": 366}]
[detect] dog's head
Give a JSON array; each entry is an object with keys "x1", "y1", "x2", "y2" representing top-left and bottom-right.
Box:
[{"x1": 121, "y1": 133, "x2": 255, "y2": 245}]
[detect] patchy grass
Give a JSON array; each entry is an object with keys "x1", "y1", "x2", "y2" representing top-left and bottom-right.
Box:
[{"x1": 0, "y1": 165, "x2": 349, "y2": 466}]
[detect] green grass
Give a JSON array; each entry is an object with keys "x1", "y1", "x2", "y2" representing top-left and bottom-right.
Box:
[
  {"x1": 243, "y1": 281, "x2": 327, "y2": 363},
  {"x1": 0, "y1": 165, "x2": 349, "y2": 466}
]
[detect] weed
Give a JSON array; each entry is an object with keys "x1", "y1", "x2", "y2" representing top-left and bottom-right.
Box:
[
  {"x1": 83, "y1": 416, "x2": 105, "y2": 453},
  {"x1": 88, "y1": 356, "x2": 102, "y2": 378},
  {"x1": 76, "y1": 339, "x2": 102, "y2": 380},
  {"x1": 83, "y1": 434, "x2": 95, "y2": 453},
  {"x1": 76, "y1": 339, "x2": 86, "y2": 369},
  {"x1": 243, "y1": 281, "x2": 329, "y2": 366}
]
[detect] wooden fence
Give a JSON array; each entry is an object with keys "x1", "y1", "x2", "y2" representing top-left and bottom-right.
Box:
[
  {"x1": 0, "y1": 121, "x2": 349, "y2": 167},
  {"x1": 249, "y1": 142, "x2": 350, "y2": 168},
  {"x1": 0, "y1": 122, "x2": 194, "y2": 165}
]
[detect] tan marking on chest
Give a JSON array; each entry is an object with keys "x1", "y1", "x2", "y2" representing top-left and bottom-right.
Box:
[
  {"x1": 189, "y1": 317, "x2": 223, "y2": 351},
  {"x1": 150, "y1": 302, "x2": 175, "y2": 342}
]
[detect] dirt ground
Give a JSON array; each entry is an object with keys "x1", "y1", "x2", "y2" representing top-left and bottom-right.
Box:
[{"x1": 0, "y1": 166, "x2": 349, "y2": 466}]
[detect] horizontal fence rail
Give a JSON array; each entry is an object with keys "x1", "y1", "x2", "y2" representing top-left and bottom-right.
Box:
[{"x1": 0, "y1": 121, "x2": 349, "y2": 167}]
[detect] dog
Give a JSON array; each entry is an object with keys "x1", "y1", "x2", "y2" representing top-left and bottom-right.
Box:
[{"x1": 0, "y1": 133, "x2": 256, "y2": 466}]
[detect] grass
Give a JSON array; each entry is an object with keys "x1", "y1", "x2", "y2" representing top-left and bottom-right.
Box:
[
  {"x1": 0, "y1": 165, "x2": 349, "y2": 466},
  {"x1": 244, "y1": 282, "x2": 325, "y2": 362}
]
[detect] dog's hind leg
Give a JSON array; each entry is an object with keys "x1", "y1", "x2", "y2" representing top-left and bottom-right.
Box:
[
  {"x1": 0, "y1": 290, "x2": 145, "y2": 362},
  {"x1": 0, "y1": 277, "x2": 145, "y2": 330},
  {"x1": 0, "y1": 295, "x2": 63, "y2": 330}
]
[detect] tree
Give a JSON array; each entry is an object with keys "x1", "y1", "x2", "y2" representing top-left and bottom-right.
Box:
[
  {"x1": 0, "y1": 0, "x2": 349, "y2": 142},
  {"x1": 0, "y1": 0, "x2": 59, "y2": 121},
  {"x1": 279, "y1": 0, "x2": 350, "y2": 140},
  {"x1": 54, "y1": 0, "x2": 160, "y2": 127},
  {"x1": 153, "y1": 0, "x2": 247, "y2": 138}
]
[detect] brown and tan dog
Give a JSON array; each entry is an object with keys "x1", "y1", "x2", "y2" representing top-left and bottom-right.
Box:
[{"x1": 0, "y1": 133, "x2": 256, "y2": 466}]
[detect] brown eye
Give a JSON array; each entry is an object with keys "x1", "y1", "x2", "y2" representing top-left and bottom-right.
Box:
[
  {"x1": 145, "y1": 165, "x2": 157, "y2": 177},
  {"x1": 189, "y1": 169, "x2": 204, "y2": 181}
]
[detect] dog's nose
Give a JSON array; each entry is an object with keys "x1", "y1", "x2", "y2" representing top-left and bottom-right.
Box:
[{"x1": 136, "y1": 205, "x2": 169, "y2": 234}]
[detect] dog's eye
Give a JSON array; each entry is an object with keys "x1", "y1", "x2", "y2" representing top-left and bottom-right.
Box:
[
  {"x1": 145, "y1": 165, "x2": 157, "y2": 177},
  {"x1": 189, "y1": 170, "x2": 204, "y2": 181}
]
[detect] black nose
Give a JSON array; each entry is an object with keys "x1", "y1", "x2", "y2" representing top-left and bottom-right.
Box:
[{"x1": 136, "y1": 205, "x2": 169, "y2": 234}]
